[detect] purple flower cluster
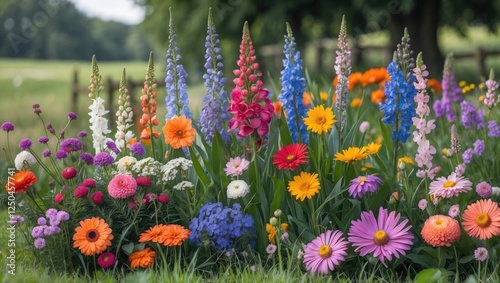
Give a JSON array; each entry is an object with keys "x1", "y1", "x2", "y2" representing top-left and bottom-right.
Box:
[
  {"x1": 32, "y1": 208, "x2": 69, "y2": 249},
  {"x1": 130, "y1": 142, "x2": 145, "y2": 157},
  {"x1": 433, "y1": 54, "x2": 463, "y2": 121},
  {"x1": 488, "y1": 120, "x2": 500, "y2": 137},
  {"x1": 1, "y1": 122, "x2": 15, "y2": 132},
  {"x1": 55, "y1": 150, "x2": 68, "y2": 159},
  {"x1": 8, "y1": 215, "x2": 24, "y2": 226},
  {"x1": 19, "y1": 138, "x2": 33, "y2": 150},
  {"x1": 462, "y1": 139, "x2": 484, "y2": 164},
  {"x1": 93, "y1": 152, "x2": 114, "y2": 166},
  {"x1": 80, "y1": 152, "x2": 94, "y2": 165},
  {"x1": 60, "y1": 138, "x2": 83, "y2": 152},
  {"x1": 460, "y1": 100, "x2": 485, "y2": 130},
  {"x1": 473, "y1": 139, "x2": 485, "y2": 156},
  {"x1": 38, "y1": 136, "x2": 49, "y2": 144},
  {"x1": 106, "y1": 140, "x2": 121, "y2": 154}
]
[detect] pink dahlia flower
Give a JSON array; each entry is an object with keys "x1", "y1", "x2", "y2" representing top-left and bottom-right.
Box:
[{"x1": 108, "y1": 174, "x2": 137, "y2": 198}]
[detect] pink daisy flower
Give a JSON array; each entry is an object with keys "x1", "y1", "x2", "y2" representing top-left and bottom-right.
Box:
[
  {"x1": 108, "y1": 174, "x2": 137, "y2": 198},
  {"x1": 348, "y1": 207, "x2": 413, "y2": 264},
  {"x1": 348, "y1": 174, "x2": 383, "y2": 198},
  {"x1": 429, "y1": 172, "x2": 473, "y2": 198},
  {"x1": 418, "y1": 199, "x2": 428, "y2": 211},
  {"x1": 303, "y1": 230, "x2": 348, "y2": 275},
  {"x1": 448, "y1": 204, "x2": 460, "y2": 218},
  {"x1": 223, "y1": 157, "x2": 250, "y2": 177}
]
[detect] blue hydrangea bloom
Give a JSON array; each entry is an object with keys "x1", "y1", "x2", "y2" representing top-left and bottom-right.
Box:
[
  {"x1": 278, "y1": 31, "x2": 308, "y2": 143},
  {"x1": 380, "y1": 61, "x2": 416, "y2": 142},
  {"x1": 198, "y1": 13, "x2": 230, "y2": 144},
  {"x1": 189, "y1": 202, "x2": 255, "y2": 251},
  {"x1": 165, "y1": 13, "x2": 192, "y2": 120}
]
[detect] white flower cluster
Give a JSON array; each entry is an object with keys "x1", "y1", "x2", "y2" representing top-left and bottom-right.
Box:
[
  {"x1": 89, "y1": 97, "x2": 112, "y2": 153},
  {"x1": 15, "y1": 151, "x2": 36, "y2": 170},
  {"x1": 131, "y1": 157, "x2": 162, "y2": 177},
  {"x1": 116, "y1": 156, "x2": 137, "y2": 174},
  {"x1": 114, "y1": 84, "x2": 135, "y2": 150},
  {"x1": 227, "y1": 180, "x2": 249, "y2": 199},
  {"x1": 160, "y1": 157, "x2": 193, "y2": 183},
  {"x1": 173, "y1": 180, "x2": 195, "y2": 191}
]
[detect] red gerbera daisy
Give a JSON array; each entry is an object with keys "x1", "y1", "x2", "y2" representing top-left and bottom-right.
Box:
[{"x1": 273, "y1": 143, "x2": 309, "y2": 170}]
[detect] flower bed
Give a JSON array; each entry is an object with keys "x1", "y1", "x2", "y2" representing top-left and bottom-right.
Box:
[{"x1": 2, "y1": 10, "x2": 500, "y2": 282}]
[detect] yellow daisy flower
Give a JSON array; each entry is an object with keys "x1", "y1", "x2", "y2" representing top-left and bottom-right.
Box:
[
  {"x1": 303, "y1": 105, "x2": 336, "y2": 134},
  {"x1": 334, "y1": 147, "x2": 369, "y2": 163},
  {"x1": 364, "y1": 142, "x2": 381, "y2": 155},
  {"x1": 398, "y1": 156, "x2": 413, "y2": 167},
  {"x1": 288, "y1": 172, "x2": 320, "y2": 201}
]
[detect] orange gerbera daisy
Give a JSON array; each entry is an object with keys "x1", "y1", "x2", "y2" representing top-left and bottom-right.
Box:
[
  {"x1": 361, "y1": 68, "x2": 389, "y2": 86},
  {"x1": 348, "y1": 72, "x2": 363, "y2": 90},
  {"x1": 462, "y1": 199, "x2": 500, "y2": 240},
  {"x1": 162, "y1": 224, "x2": 191, "y2": 247},
  {"x1": 129, "y1": 247, "x2": 156, "y2": 269},
  {"x1": 73, "y1": 217, "x2": 114, "y2": 256},
  {"x1": 370, "y1": 89, "x2": 386, "y2": 104},
  {"x1": 162, "y1": 115, "x2": 196, "y2": 149},
  {"x1": 6, "y1": 170, "x2": 37, "y2": 194},
  {"x1": 139, "y1": 224, "x2": 168, "y2": 244}
]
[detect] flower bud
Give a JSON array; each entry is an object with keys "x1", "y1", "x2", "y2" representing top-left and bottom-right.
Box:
[
  {"x1": 269, "y1": 217, "x2": 278, "y2": 226},
  {"x1": 274, "y1": 209, "x2": 282, "y2": 217}
]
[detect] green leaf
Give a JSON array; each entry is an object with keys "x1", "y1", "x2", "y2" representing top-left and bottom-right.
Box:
[
  {"x1": 270, "y1": 176, "x2": 286, "y2": 213},
  {"x1": 414, "y1": 268, "x2": 447, "y2": 283},
  {"x1": 189, "y1": 147, "x2": 211, "y2": 188},
  {"x1": 122, "y1": 242, "x2": 134, "y2": 255}
]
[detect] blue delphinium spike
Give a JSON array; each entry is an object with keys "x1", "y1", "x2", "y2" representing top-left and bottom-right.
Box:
[
  {"x1": 278, "y1": 23, "x2": 308, "y2": 144},
  {"x1": 198, "y1": 9, "x2": 230, "y2": 144}
]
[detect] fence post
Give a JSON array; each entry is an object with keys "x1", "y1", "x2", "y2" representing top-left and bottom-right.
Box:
[
  {"x1": 475, "y1": 48, "x2": 486, "y2": 78},
  {"x1": 71, "y1": 69, "x2": 79, "y2": 114},
  {"x1": 106, "y1": 77, "x2": 115, "y2": 128}
]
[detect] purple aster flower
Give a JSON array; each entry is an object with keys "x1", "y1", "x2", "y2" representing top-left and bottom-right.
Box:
[
  {"x1": 31, "y1": 226, "x2": 44, "y2": 238},
  {"x1": 130, "y1": 142, "x2": 145, "y2": 157},
  {"x1": 488, "y1": 120, "x2": 500, "y2": 137},
  {"x1": 462, "y1": 148, "x2": 473, "y2": 164},
  {"x1": 93, "y1": 152, "x2": 115, "y2": 166},
  {"x1": 348, "y1": 207, "x2": 414, "y2": 264},
  {"x1": 38, "y1": 136, "x2": 49, "y2": 144},
  {"x1": 475, "y1": 247, "x2": 488, "y2": 262},
  {"x1": 60, "y1": 138, "x2": 82, "y2": 152},
  {"x1": 476, "y1": 181, "x2": 492, "y2": 198},
  {"x1": 79, "y1": 152, "x2": 94, "y2": 165},
  {"x1": 45, "y1": 208, "x2": 58, "y2": 218},
  {"x1": 49, "y1": 217, "x2": 60, "y2": 227},
  {"x1": 56, "y1": 210, "x2": 70, "y2": 221},
  {"x1": 67, "y1": 112, "x2": 77, "y2": 120},
  {"x1": 303, "y1": 230, "x2": 348, "y2": 274},
  {"x1": 8, "y1": 215, "x2": 24, "y2": 226},
  {"x1": 42, "y1": 149, "x2": 51, "y2": 158},
  {"x1": 34, "y1": 238, "x2": 46, "y2": 249},
  {"x1": 19, "y1": 138, "x2": 33, "y2": 150},
  {"x1": 43, "y1": 226, "x2": 57, "y2": 236},
  {"x1": 473, "y1": 140, "x2": 485, "y2": 156},
  {"x1": 37, "y1": 217, "x2": 47, "y2": 225},
  {"x1": 348, "y1": 174, "x2": 383, "y2": 199},
  {"x1": 106, "y1": 140, "x2": 121, "y2": 154},
  {"x1": 55, "y1": 150, "x2": 68, "y2": 159},
  {"x1": 1, "y1": 122, "x2": 14, "y2": 132},
  {"x1": 78, "y1": 131, "x2": 88, "y2": 138}
]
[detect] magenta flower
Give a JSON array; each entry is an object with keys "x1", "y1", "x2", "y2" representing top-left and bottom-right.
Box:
[
  {"x1": 429, "y1": 172, "x2": 473, "y2": 198},
  {"x1": 303, "y1": 230, "x2": 348, "y2": 274},
  {"x1": 223, "y1": 157, "x2": 250, "y2": 177},
  {"x1": 347, "y1": 174, "x2": 383, "y2": 199},
  {"x1": 474, "y1": 247, "x2": 488, "y2": 262},
  {"x1": 476, "y1": 181, "x2": 492, "y2": 198},
  {"x1": 348, "y1": 207, "x2": 413, "y2": 264},
  {"x1": 108, "y1": 174, "x2": 137, "y2": 198}
]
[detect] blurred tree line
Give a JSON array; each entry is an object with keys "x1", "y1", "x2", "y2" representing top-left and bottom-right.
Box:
[{"x1": 0, "y1": 0, "x2": 154, "y2": 60}]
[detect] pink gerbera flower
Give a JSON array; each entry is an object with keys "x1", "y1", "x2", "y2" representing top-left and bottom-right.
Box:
[
  {"x1": 108, "y1": 174, "x2": 137, "y2": 198},
  {"x1": 303, "y1": 230, "x2": 348, "y2": 275},
  {"x1": 429, "y1": 172, "x2": 473, "y2": 198},
  {"x1": 347, "y1": 174, "x2": 383, "y2": 198},
  {"x1": 223, "y1": 157, "x2": 250, "y2": 177},
  {"x1": 348, "y1": 207, "x2": 413, "y2": 264}
]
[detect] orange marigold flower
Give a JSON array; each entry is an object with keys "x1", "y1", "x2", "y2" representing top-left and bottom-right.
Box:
[
  {"x1": 266, "y1": 223, "x2": 276, "y2": 244},
  {"x1": 273, "y1": 100, "x2": 282, "y2": 117},
  {"x1": 139, "y1": 224, "x2": 168, "y2": 244},
  {"x1": 427, "y1": 78, "x2": 442, "y2": 94},
  {"x1": 421, "y1": 215, "x2": 461, "y2": 247},
  {"x1": 348, "y1": 72, "x2": 363, "y2": 90},
  {"x1": 73, "y1": 217, "x2": 114, "y2": 256},
  {"x1": 361, "y1": 68, "x2": 389, "y2": 86},
  {"x1": 350, "y1": 98, "x2": 362, "y2": 108},
  {"x1": 462, "y1": 199, "x2": 500, "y2": 240},
  {"x1": 370, "y1": 89, "x2": 386, "y2": 104},
  {"x1": 303, "y1": 92, "x2": 312, "y2": 107},
  {"x1": 6, "y1": 170, "x2": 37, "y2": 194},
  {"x1": 129, "y1": 247, "x2": 156, "y2": 269},
  {"x1": 162, "y1": 115, "x2": 196, "y2": 149},
  {"x1": 162, "y1": 224, "x2": 191, "y2": 247}
]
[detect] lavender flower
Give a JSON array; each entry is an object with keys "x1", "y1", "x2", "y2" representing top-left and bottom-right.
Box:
[
  {"x1": 1, "y1": 122, "x2": 14, "y2": 132},
  {"x1": 45, "y1": 208, "x2": 58, "y2": 218},
  {"x1": 334, "y1": 16, "x2": 351, "y2": 137},
  {"x1": 34, "y1": 238, "x2": 46, "y2": 249},
  {"x1": 79, "y1": 152, "x2": 94, "y2": 165},
  {"x1": 433, "y1": 54, "x2": 463, "y2": 121},
  {"x1": 473, "y1": 139, "x2": 485, "y2": 156},
  {"x1": 474, "y1": 247, "x2": 488, "y2": 262},
  {"x1": 130, "y1": 142, "x2": 145, "y2": 157},
  {"x1": 488, "y1": 120, "x2": 500, "y2": 137},
  {"x1": 56, "y1": 210, "x2": 70, "y2": 221},
  {"x1": 60, "y1": 138, "x2": 83, "y2": 152},
  {"x1": 8, "y1": 215, "x2": 24, "y2": 226},
  {"x1": 31, "y1": 226, "x2": 44, "y2": 238},
  {"x1": 19, "y1": 138, "x2": 33, "y2": 150},
  {"x1": 198, "y1": 9, "x2": 231, "y2": 144},
  {"x1": 93, "y1": 152, "x2": 114, "y2": 166},
  {"x1": 55, "y1": 150, "x2": 67, "y2": 159},
  {"x1": 460, "y1": 100, "x2": 485, "y2": 130},
  {"x1": 37, "y1": 217, "x2": 47, "y2": 225},
  {"x1": 462, "y1": 148, "x2": 473, "y2": 164},
  {"x1": 278, "y1": 23, "x2": 308, "y2": 144},
  {"x1": 165, "y1": 8, "x2": 192, "y2": 120},
  {"x1": 476, "y1": 181, "x2": 492, "y2": 198}
]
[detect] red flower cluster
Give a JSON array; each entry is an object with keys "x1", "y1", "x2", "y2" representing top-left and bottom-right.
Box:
[{"x1": 228, "y1": 22, "x2": 274, "y2": 139}]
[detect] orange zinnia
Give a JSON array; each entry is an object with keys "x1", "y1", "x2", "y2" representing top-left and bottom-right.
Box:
[
  {"x1": 427, "y1": 78, "x2": 442, "y2": 94},
  {"x1": 139, "y1": 224, "x2": 168, "y2": 244},
  {"x1": 162, "y1": 224, "x2": 191, "y2": 247},
  {"x1": 370, "y1": 89, "x2": 386, "y2": 104},
  {"x1": 6, "y1": 170, "x2": 37, "y2": 194},
  {"x1": 73, "y1": 217, "x2": 114, "y2": 256},
  {"x1": 462, "y1": 199, "x2": 500, "y2": 240},
  {"x1": 129, "y1": 247, "x2": 156, "y2": 269},
  {"x1": 361, "y1": 68, "x2": 389, "y2": 86},
  {"x1": 162, "y1": 115, "x2": 196, "y2": 149}
]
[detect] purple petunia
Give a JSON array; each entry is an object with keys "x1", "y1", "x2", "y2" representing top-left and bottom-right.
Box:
[
  {"x1": 19, "y1": 138, "x2": 33, "y2": 150},
  {"x1": 93, "y1": 152, "x2": 115, "y2": 166},
  {"x1": 1, "y1": 122, "x2": 15, "y2": 132},
  {"x1": 348, "y1": 174, "x2": 383, "y2": 199}
]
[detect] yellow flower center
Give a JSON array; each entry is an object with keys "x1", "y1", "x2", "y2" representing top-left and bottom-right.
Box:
[
  {"x1": 286, "y1": 154, "x2": 296, "y2": 161},
  {"x1": 316, "y1": 117, "x2": 325, "y2": 124},
  {"x1": 373, "y1": 230, "x2": 389, "y2": 245},
  {"x1": 476, "y1": 213, "x2": 491, "y2": 228},
  {"x1": 443, "y1": 181, "x2": 456, "y2": 188},
  {"x1": 434, "y1": 219, "x2": 443, "y2": 226},
  {"x1": 86, "y1": 229, "x2": 99, "y2": 242},
  {"x1": 318, "y1": 245, "x2": 332, "y2": 259},
  {"x1": 357, "y1": 177, "x2": 368, "y2": 184}
]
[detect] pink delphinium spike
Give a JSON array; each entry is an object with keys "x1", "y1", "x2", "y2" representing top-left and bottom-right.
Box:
[
  {"x1": 484, "y1": 69, "x2": 498, "y2": 108},
  {"x1": 334, "y1": 15, "x2": 351, "y2": 139}
]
